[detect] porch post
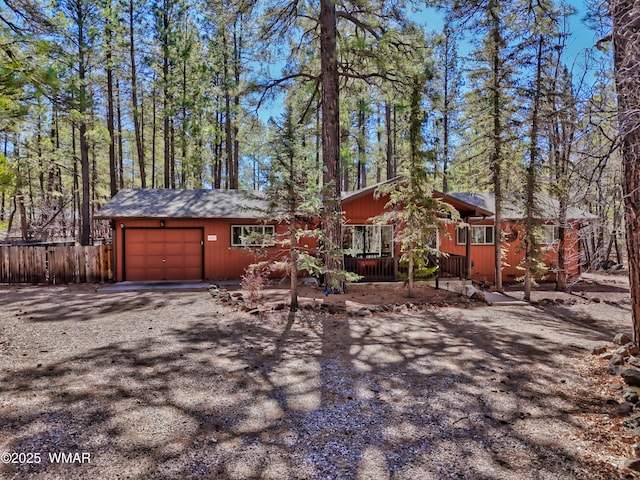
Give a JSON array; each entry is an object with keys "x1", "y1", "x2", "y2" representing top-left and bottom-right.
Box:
[
  {"x1": 465, "y1": 218, "x2": 471, "y2": 280},
  {"x1": 393, "y1": 222, "x2": 399, "y2": 280}
]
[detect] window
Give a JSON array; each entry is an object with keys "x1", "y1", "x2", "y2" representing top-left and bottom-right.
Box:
[
  {"x1": 343, "y1": 225, "x2": 393, "y2": 258},
  {"x1": 540, "y1": 225, "x2": 560, "y2": 244},
  {"x1": 456, "y1": 226, "x2": 467, "y2": 245},
  {"x1": 456, "y1": 225, "x2": 494, "y2": 245},
  {"x1": 231, "y1": 225, "x2": 275, "y2": 247}
]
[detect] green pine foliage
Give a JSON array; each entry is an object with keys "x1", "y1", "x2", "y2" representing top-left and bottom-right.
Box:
[{"x1": 372, "y1": 73, "x2": 460, "y2": 297}]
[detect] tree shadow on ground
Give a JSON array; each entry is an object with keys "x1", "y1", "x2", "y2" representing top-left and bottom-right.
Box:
[{"x1": 0, "y1": 289, "x2": 629, "y2": 479}]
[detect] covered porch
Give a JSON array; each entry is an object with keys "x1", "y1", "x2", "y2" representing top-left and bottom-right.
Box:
[
  {"x1": 344, "y1": 256, "x2": 396, "y2": 282},
  {"x1": 343, "y1": 253, "x2": 470, "y2": 282}
]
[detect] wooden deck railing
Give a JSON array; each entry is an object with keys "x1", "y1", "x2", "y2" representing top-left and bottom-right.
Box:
[
  {"x1": 345, "y1": 254, "x2": 469, "y2": 282},
  {"x1": 436, "y1": 254, "x2": 468, "y2": 279},
  {"x1": 0, "y1": 245, "x2": 113, "y2": 284},
  {"x1": 344, "y1": 256, "x2": 396, "y2": 281}
]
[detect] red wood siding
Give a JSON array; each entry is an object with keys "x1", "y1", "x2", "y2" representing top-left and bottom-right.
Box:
[
  {"x1": 113, "y1": 218, "x2": 290, "y2": 282},
  {"x1": 342, "y1": 193, "x2": 390, "y2": 223},
  {"x1": 440, "y1": 220, "x2": 495, "y2": 281},
  {"x1": 440, "y1": 221, "x2": 582, "y2": 284}
]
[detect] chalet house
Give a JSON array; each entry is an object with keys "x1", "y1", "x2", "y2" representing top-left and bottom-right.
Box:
[{"x1": 95, "y1": 183, "x2": 593, "y2": 285}]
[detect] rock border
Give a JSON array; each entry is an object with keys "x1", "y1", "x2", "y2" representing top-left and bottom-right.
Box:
[
  {"x1": 592, "y1": 332, "x2": 640, "y2": 472},
  {"x1": 208, "y1": 284, "x2": 477, "y2": 316}
]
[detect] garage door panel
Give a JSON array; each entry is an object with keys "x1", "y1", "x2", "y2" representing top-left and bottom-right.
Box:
[
  {"x1": 126, "y1": 230, "x2": 146, "y2": 242},
  {"x1": 124, "y1": 228, "x2": 203, "y2": 281},
  {"x1": 144, "y1": 244, "x2": 165, "y2": 255},
  {"x1": 165, "y1": 244, "x2": 185, "y2": 255},
  {"x1": 164, "y1": 256, "x2": 183, "y2": 267},
  {"x1": 164, "y1": 268, "x2": 188, "y2": 280},
  {"x1": 183, "y1": 254, "x2": 202, "y2": 267},
  {"x1": 183, "y1": 267, "x2": 202, "y2": 278}
]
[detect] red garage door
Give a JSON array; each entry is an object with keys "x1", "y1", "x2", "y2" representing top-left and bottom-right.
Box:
[{"x1": 124, "y1": 228, "x2": 203, "y2": 281}]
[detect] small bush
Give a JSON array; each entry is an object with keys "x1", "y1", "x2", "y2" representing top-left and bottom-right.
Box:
[{"x1": 241, "y1": 265, "x2": 270, "y2": 308}]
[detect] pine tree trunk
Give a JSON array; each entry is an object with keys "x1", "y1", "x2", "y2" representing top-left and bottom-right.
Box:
[
  {"x1": 407, "y1": 255, "x2": 415, "y2": 298},
  {"x1": 162, "y1": 1, "x2": 171, "y2": 189},
  {"x1": 524, "y1": 36, "x2": 543, "y2": 302},
  {"x1": 320, "y1": 0, "x2": 343, "y2": 291},
  {"x1": 233, "y1": 21, "x2": 241, "y2": 190},
  {"x1": 357, "y1": 104, "x2": 366, "y2": 189},
  {"x1": 181, "y1": 55, "x2": 188, "y2": 189},
  {"x1": 152, "y1": 83, "x2": 157, "y2": 188},
  {"x1": 106, "y1": 41, "x2": 117, "y2": 197},
  {"x1": 116, "y1": 78, "x2": 125, "y2": 190},
  {"x1": 77, "y1": 5, "x2": 91, "y2": 246},
  {"x1": 612, "y1": 0, "x2": 640, "y2": 344},
  {"x1": 556, "y1": 198, "x2": 568, "y2": 291},
  {"x1": 385, "y1": 102, "x2": 394, "y2": 179},
  {"x1": 489, "y1": 0, "x2": 503, "y2": 292},
  {"x1": 290, "y1": 225, "x2": 298, "y2": 311},
  {"x1": 129, "y1": 0, "x2": 146, "y2": 188}
]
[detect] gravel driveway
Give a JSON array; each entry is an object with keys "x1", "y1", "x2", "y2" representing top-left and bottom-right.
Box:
[{"x1": 0, "y1": 284, "x2": 633, "y2": 479}]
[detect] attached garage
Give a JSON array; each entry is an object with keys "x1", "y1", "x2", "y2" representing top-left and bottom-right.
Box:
[
  {"x1": 124, "y1": 228, "x2": 203, "y2": 281},
  {"x1": 95, "y1": 189, "x2": 272, "y2": 283}
]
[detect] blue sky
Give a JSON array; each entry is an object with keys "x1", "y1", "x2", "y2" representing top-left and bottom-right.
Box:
[
  {"x1": 257, "y1": 1, "x2": 608, "y2": 122},
  {"x1": 417, "y1": 1, "x2": 605, "y2": 74}
]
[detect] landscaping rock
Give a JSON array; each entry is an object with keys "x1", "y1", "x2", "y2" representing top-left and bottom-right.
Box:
[
  {"x1": 618, "y1": 401, "x2": 635, "y2": 416},
  {"x1": 617, "y1": 346, "x2": 630, "y2": 356},
  {"x1": 610, "y1": 364, "x2": 624, "y2": 376},
  {"x1": 609, "y1": 354, "x2": 626, "y2": 367},
  {"x1": 628, "y1": 357, "x2": 640, "y2": 369},
  {"x1": 615, "y1": 333, "x2": 633, "y2": 345},
  {"x1": 327, "y1": 304, "x2": 343, "y2": 315},
  {"x1": 622, "y1": 368, "x2": 640, "y2": 387},
  {"x1": 624, "y1": 388, "x2": 640, "y2": 404},
  {"x1": 629, "y1": 345, "x2": 640, "y2": 357},
  {"x1": 623, "y1": 415, "x2": 640, "y2": 430},
  {"x1": 623, "y1": 459, "x2": 640, "y2": 472},
  {"x1": 471, "y1": 291, "x2": 485, "y2": 301}
]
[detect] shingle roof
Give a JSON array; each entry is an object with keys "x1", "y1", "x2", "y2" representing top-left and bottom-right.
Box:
[
  {"x1": 445, "y1": 192, "x2": 596, "y2": 221},
  {"x1": 96, "y1": 187, "x2": 594, "y2": 222},
  {"x1": 94, "y1": 188, "x2": 266, "y2": 219}
]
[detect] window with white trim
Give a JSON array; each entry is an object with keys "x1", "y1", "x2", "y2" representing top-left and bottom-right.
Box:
[
  {"x1": 456, "y1": 225, "x2": 494, "y2": 245},
  {"x1": 231, "y1": 225, "x2": 275, "y2": 247},
  {"x1": 343, "y1": 225, "x2": 393, "y2": 258},
  {"x1": 540, "y1": 225, "x2": 560, "y2": 244}
]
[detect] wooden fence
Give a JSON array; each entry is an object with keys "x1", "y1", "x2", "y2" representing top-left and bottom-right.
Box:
[{"x1": 0, "y1": 245, "x2": 113, "y2": 284}]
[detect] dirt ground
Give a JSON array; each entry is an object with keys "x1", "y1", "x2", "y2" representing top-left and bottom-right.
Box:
[
  {"x1": 0, "y1": 272, "x2": 638, "y2": 479},
  {"x1": 223, "y1": 280, "x2": 467, "y2": 313}
]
